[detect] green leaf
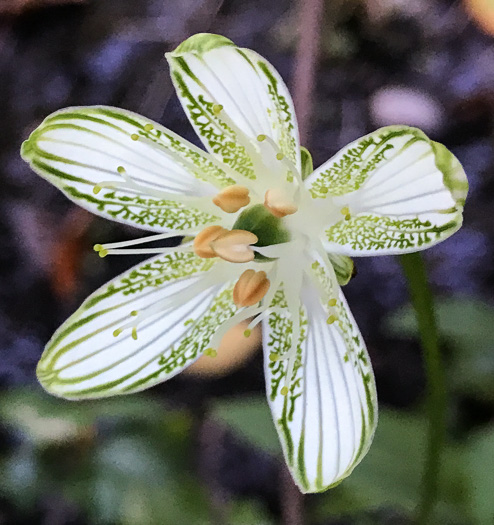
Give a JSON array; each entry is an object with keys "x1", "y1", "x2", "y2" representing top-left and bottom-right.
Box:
[
  {"x1": 312, "y1": 410, "x2": 470, "y2": 523},
  {"x1": 385, "y1": 297, "x2": 494, "y2": 400},
  {"x1": 211, "y1": 396, "x2": 282, "y2": 455},
  {"x1": 465, "y1": 427, "x2": 494, "y2": 524}
]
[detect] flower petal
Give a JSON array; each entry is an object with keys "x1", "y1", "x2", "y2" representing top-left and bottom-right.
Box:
[
  {"x1": 167, "y1": 34, "x2": 301, "y2": 179},
  {"x1": 263, "y1": 276, "x2": 377, "y2": 492},
  {"x1": 37, "y1": 251, "x2": 238, "y2": 399},
  {"x1": 21, "y1": 106, "x2": 231, "y2": 233},
  {"x1": 306, "y1": 126, "x2": 468, "y2": 255}
]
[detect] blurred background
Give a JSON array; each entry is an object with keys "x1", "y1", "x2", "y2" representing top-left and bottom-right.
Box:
[{"x1": 1, "y1": 0, "x2": 494, "y2": 523}]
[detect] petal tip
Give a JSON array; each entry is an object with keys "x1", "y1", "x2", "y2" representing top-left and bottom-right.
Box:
[{"x1": 168, "y1": 33, "x2": 235, "y2": 58}]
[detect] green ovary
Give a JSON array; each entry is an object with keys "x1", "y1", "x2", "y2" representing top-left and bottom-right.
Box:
[{"x1": 233, "y1": 204, "x2": 291, "y2": 261}]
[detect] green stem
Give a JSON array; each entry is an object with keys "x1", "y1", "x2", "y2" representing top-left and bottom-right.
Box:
[{"x1": 400, "y1": 252, "x2": 445, "y2": 525}]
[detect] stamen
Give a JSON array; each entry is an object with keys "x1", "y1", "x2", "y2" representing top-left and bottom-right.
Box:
[
  {"x1": 144, "y1": 123, "x2": 154, "y2": 132},
  {"x1": 212, "y1": 185, "x2": 250, "y2": 213},
  {"x1": 210, "y1": 230, "x2": 258, "y2": 263},
  {"x1": 258, "y1": 135, "x2": 303, "y2": 186},
  {"x1": 246, "y1": 307, "x2": 285, "y2": 332},
  {"x1": 204, "y1": 348, "x2": 218, "y2": 357},
  {"x1": 193, "y1": 225, "x2": 228, "y2": 258},
  {"x1": 131, "y1": 133, "x2": 139, "y2": 141},
  {"x1": 264, "y1": 188, "x2": 298, "y2": 218},
  {"x1": 233, "y1": 269, "x2": 270, "y2": 308},
  {"x1": 340, "y1": 206, "x2": 351, "y2": 221},
  {"x1": 93, "y1": 182, "x2": 118, "y2": 194},
  {"x1": 109, "y1": 270, "x2": 223, "y2": 344},
  {"x1": 212, "y1": 104, "x2": 223, "y2": 116},
  {"x1": 207, "y1": 305, "x2": 264, "y2": 352},
  {"x1": 96, "y1": 231, "x2": 185, "y2": 252}
]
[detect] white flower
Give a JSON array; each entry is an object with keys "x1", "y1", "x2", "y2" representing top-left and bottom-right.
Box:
[{"x1": 21, "y1": 33, "x2": 468, "y2": 493}]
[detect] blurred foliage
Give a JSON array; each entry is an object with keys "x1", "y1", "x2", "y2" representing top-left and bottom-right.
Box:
[
  {"x1": 212, "y1": 395, "x2": 494, "y2": 524},
  {"x1": 385, "y1": 297, "x2": 494, "y2": 402},
  {"x1": 0, "y1": 390, "x2": 274, "y2": 525}
]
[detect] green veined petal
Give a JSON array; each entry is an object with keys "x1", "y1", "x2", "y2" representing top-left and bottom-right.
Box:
[
  {"x1": 21, "y1": 106, "x2": 230, "y2": 233},
  {"x1": 262, "y1": 265, "x2": 377, "y2": 493},
  {"x1": 37, "y1": 251, "x2": 238, "y2": 399},
  {"x1": 306, "y1": 126, "x2": 467, "y2": 255},
  {"x1": 167, "y1": 34, "x2": 301, "y2": 179}
]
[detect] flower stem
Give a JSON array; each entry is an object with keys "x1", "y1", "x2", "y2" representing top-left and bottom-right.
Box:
[{"x1": 400, "y1": 252, "x2": 445, "y2": 524}]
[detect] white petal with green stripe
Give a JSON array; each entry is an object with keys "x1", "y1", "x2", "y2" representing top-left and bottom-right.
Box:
[
  {"x1": 37, "y1": 251, "x2": 238, "y2": 399},
  {"x1": 21, "y1": 106, "x2": 230, "y2": 233},
  {"x1": 167, "y1": 34, "x2": 301, "y2": 180},
  {"x1": 305, "y1": 126, "x2": 468, "y2": 255},
  {"x1": 262, "y1": 271, "x2": 377, "y2": 492}
]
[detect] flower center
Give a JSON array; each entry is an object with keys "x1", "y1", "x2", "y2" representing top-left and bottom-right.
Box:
[{"x1": 232, "y1": 204, "x2": 291, "y2": 261}]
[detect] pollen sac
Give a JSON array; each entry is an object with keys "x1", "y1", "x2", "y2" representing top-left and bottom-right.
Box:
[
  {"x1": 212, "y1": 185, "x2": 251, "y2": 213},
  {"x1": 264, "y1": 188, "x2": 298, "y2": 218},
  {"x1": 210, "y1": 229, "x2": 258, "y2": 263},
  {"x1": 193, "y1": 225, "x2": 228, "y2": 258},
  {"x1": 233, "y1": 269, "x2": 270, "y2": 307}
]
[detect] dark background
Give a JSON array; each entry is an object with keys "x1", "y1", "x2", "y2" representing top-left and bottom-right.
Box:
[{"x1": 0, "y1": 0, "x2": 493, "y2": 523}]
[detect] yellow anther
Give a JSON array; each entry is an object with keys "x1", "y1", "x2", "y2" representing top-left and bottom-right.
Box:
[
  {"x1": 212, "y1": 104, "x2": 223, "y2": 115},
  {"x1": 93, "y1": 184, "x2": 102, "y2": 195},
  {"x1": 257, "y1": 134, "x2": 267, "y2": 142},
  {"x1": 113, "y1": 328, "x2": 122, "y2": 337},
  {"x1": 328, "y1": 298, "x2": 337, "y2": 307},
  {"x1": 131, "y1": 133, "x2": 139, "y2": 141},
  {"x1": 117, "y1": 166, "x2": 126, "y2": 174},
  {"x1": 276, "y1": 152, "x2": 284, "y2": 160},
  {"x1": 210, "y1": 230, "x2": 258, "y2": 263},
  {"x1": 344, "y1": 214, "x2": 351, "y2": 221},
  {"x1": 269, "y1": 352, "x2": 279, "y2": 362},
  {"x1": 144, "y1": 123, "x2": 154, "y2": 131},
  {"x1": 233, "y1": 269, "x2": 270, "y2": 307},
  {"x1": 98, "y1": 249, "x2": 109, "y2": 258},
  {"x1": 205, "y1": 348, "x2": 217, "y2": 358},
  {"x1": 243, "y1": 329, "x2": 252, "y2": 338},
  {"x1": 281, "y1": 386, "x2": 289, "y2": 396},
  {"x1": 130, "y1": 310, "x2": 138, "y2": 317},
  {"x1": 340, "y1": 206, "x2": 350, "y2": 216},
  {"x1": 131, "y1": 327, "x2": 138, "y2": 340},
  {"x1": 193, "y1": 225, "x2": 228, "y2": 259},
  {"x1": 212, "y1": 185, "x2": 250, "y2": 213},
  {"x1": 264, "y1": 188, "x2": 298, "y2": 218},
  {"x1": 93, "y1": 244, "x2": 103, "y2": 252},
  {"x1": 327, "y1": 314, "x2": 338, "y2": 325}
]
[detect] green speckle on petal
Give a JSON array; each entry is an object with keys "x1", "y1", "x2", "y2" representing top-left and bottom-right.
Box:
[
  {"x1": 431, "y1": 140, "x2": 469, "y2": 207},
  {"x1": 171, "y1": 33, "x2": 235, "y2": 56}
]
